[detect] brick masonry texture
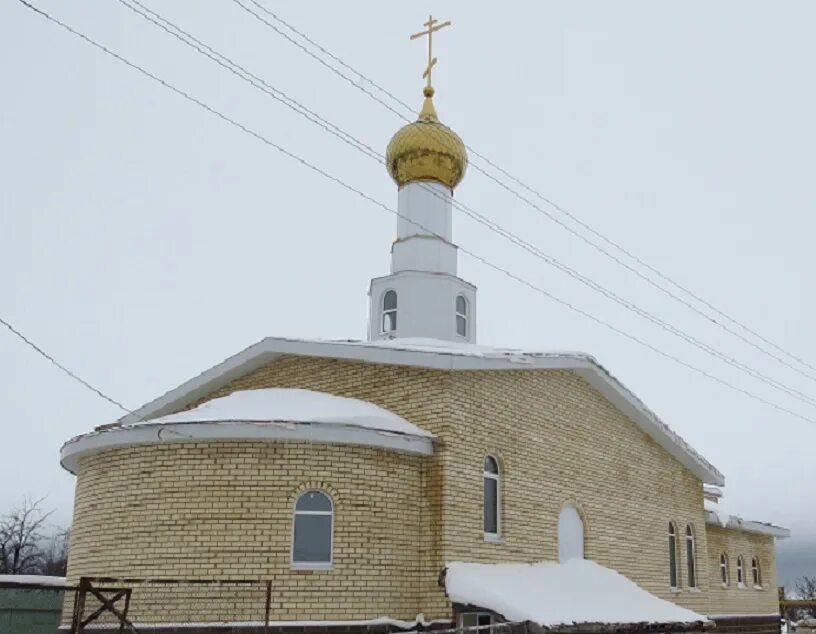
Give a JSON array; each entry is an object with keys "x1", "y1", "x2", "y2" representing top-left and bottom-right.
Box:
[
  {"x1": 705, "y1": 526, "x2": 778, "y2": 615},
  {"x1": 64, "y1": 356, "x2": 780, "y2": 626}
]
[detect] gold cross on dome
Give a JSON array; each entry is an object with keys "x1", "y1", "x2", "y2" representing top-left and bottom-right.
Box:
[{"x1": 410, "y1": 15, "x2": 451, "y2": 91}]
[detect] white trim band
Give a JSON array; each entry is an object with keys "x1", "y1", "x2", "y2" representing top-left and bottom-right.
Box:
[{"x1": 61, "y1": 419, "x2": 434, "y2": 474}]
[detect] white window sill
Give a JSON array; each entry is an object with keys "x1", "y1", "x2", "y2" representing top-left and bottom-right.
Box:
[
  {"x1": 669, "y1": 587, "x2": 682, "y2": 593},
  {"x1": 688, "y1": 587, "x2": 701, "y2": 593},
  {"x1": 290, "y1": 563, "x2": 332, "y2": 572},
  {"x1": 721, "y1": 583, "x2": 729, "y2": 588},
  {"x1": 737, "y1": 582, "x2": 746, "y2": 589},
  {"x1": 484, "y1": 533, "x2": 504, "y2": 544},
  {"x1": 754, "y1": 585, "x2": 763, "y2": 590}
]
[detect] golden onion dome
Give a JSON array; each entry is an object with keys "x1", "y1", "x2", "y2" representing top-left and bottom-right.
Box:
[{"x1": 386, "y1": 86, "x2": 468, "y2": 190}]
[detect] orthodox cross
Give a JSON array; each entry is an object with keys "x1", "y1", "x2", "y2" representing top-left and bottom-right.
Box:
[{"x1": 410, "y1": 15, "x2": 451, "y2": 90}]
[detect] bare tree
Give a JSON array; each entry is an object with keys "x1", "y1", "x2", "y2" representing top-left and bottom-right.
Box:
[
  {"x1": 41, "y1": 527, "x2": 70, "y2": 576},
  {"x1": 0, "y1": 496, "x2": 53, "y2": 574},
  {"x1": 795, "y1": 576, "x2": 816, "y2": 619}
]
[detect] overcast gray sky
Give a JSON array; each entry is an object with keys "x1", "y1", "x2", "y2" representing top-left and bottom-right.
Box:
[{"x1": 1, "y1": 1, "x2": 814, "y2": 587}]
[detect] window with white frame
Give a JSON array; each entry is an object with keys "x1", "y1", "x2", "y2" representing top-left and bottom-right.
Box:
[
  {"x1": 459, "y1": 612, "x2": 494, "y2": 634},
  {"x1": 720, "y1": 553, "x2": 729, "y2": 586},
  {"x1": 752, "y1": 557, "x2": 762, "y2": 587},
  {"x1": 292, "y1": 490, "x2": 333, "y2": 568},
  {"x1": 483, "y1": 456, "x2": 500, "y2": 539},
  {"x1": 668, "y1": 522, "x2": 679, "y2": 589},
  {"x1": 685, "y1": 524, "x2": 697, "y2": 588},
  {"x1": 455, "y1": 295, "x2": 468, "y2": 337},
  {"x1": 737, "y1": 555, "x2": 745, "y2": 586},
  {"x1": 381, "y1": 290, "x2": 397, "y2": 333}
]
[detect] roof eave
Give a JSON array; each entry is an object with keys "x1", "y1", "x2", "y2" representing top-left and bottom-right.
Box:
[{"x1": 112, "y1": 337, "x2": 724, "y2": 485}]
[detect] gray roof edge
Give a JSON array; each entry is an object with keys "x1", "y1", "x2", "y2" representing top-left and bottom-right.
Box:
[
  {"x1": 111, "y1": 337, "x2": 723, "y2": 484},
  {"x1": 704, "y1": 510, "x2": 791, "y2": 539}
]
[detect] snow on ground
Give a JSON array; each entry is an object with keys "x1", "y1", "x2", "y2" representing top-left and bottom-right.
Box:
[
  {"x1": 0, "y1": 574, "x2": 66, "y2": 587},
  {"x1": 445, "y1": 559, "x2": 708, "y2": 627},
  {"x1": 142, "y1": 388, "x2": 433, "y2": 438}
]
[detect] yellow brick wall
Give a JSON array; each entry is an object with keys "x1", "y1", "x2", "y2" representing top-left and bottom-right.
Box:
[
  {"x1": 65, "y1": 355, "x2": 781, "y2": 625},
  {"x1": 443, "y1": 369, "x2": 712, "y2": 614},
  {"x1": 705, "y1": 525, "x2": 779, "y2": 615},
  {"x1": 65, "y1": 442, "x2": 425, "y2": 624}
]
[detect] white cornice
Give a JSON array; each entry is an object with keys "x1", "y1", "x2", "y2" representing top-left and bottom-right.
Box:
[
  {"x1": 60, "y1": 419, "x2": 434, "y2": 474},
  {"x1": 99, "y1": 336, "x2": 724, "y2": 485},
  {"x1": 704, "y1": 510, "x2": 790, "y2": 539}
]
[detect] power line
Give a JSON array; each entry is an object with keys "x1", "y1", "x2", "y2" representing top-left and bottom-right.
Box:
[
  {"x1": 238, "y1": 0, "x2": 816, "y2": 383},
  {"x1": 0, "y1": 315, "x2": 130, "y2": 413},
  {"x1": 14, "y1": 0, "x2": 816, "y2": 428},
  {"x1": 111, "y1": 0, "x2": 816, "y2": 410}
]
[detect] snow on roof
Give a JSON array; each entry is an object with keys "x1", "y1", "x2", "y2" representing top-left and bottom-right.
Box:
[
  {"x1": 145, "y1": 388, "x2": 433, "y2": 438},
  {"x1": 107, "y1": 336, "x2": 723, "y2": 485},
  {"x1": 61, "y1": 388, "x2": 435, "y2": 474},
  {"x1": 704, "y1": 499, "x2": 789, "y2": 538},
  {"x1": 445, "y1": 559, "x2": 708, "y2": 628},
  {"x1": 343, "y1": 337, "x2": 585, "y2": 361},
  {"x1": 0, "y1": 574, "x2": 67, "y2": 587}
]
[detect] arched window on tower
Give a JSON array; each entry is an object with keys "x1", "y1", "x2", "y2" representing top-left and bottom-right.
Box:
[
  {"x1": 752, "y1": 557, "x2": 762, "y2": 587},
  {"x1": 558, "y1": 506, "x2": 585, "y2": 563},
  {"x1": 737, "y1": 555, "x2": 745, "y2": 587},
  {"x1": 685, "y1": 525, "x2": 697, "y2": 588},
  {"x1": 483, "y1": 456, "x2": 500, "y2": 539},
  {"x1": 381, "y1": 290, "x2": 397, "y2": 334},
  {"x1": 292, "y1": 490, "x2": 333, "y2": 569},
  {"x1": 668, "y1": 523, "x2": 679, "y2": 589},
  {"x1": 455, "y1": 295, "x2": 468, "y2": 337}
]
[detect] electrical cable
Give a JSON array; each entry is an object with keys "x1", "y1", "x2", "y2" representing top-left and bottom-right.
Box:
[
  {"x1": 112, "y1": 0, "x2": 816, "y2": 410},
  {"x1": 13, "y1": 0, "x2": 816, "y2": 428},
  {"x1": 238, "y1": 0, "x2": 816, "y2": 382}
]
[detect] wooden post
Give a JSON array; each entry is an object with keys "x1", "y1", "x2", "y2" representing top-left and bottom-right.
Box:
[{"x1": 71, "y1": 578, "x2": 89, "y2": 634}]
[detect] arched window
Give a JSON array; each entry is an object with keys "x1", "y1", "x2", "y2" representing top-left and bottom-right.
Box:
[
  {"x1": 685, "y1": 525, "x2": 697, "y2": 588},
  {"x1": 737, "y1": 555, "x2": 745, "y2": 586},
  {"x1": 558, "y1": 506, "x2": 585, "y2": 563},
  {"x1": 720, "y1": 553, "x2": 730, "y2": 586},
  {"x1": 668, "y1": 523, "x2": 679, "y2": 588},
  {"x1": 381, "y1": 290, "x2": 397, "y2": 333},
  {"x1": 483, "y1": 456, "x2": 500, "y2": 539},
  {"x1": 292, "y1": 490, "x2": 333, "y2": 568},
  {"x1": 752, "y1": 557, "x2": 762, "y2": 587},
  {"x1": 455, "y1": 295, "x2": 468, "y2": 337}
]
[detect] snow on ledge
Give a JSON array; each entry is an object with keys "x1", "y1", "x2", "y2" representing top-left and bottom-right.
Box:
[
  {"x1": 445, "y1": 559, "x2": 708, "y2": 628},
  {"x1": 0, "y1": 574, "x2": 67, "y2": 587},
  {"x1": 703, "y1": 500, "x2": 790, "y2": 538},
  {"x1": 61, "y1": 389, "x2": 435, "y2": 473},
  {"x1": 143, "y1": 388, "x2": 433, "y2": 438}
]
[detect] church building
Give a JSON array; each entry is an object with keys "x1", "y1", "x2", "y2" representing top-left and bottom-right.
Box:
[{"x1": 59, "y1": 17, "x2": 788, "y2": 634}]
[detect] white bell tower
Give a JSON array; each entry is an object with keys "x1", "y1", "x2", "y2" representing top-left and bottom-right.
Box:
[
  {"x1": 367, "y1": 180, "x2": 477, "y2": 343},
  {"x1": 367, "y1": 18, "x2": 476, "y2": 344}
]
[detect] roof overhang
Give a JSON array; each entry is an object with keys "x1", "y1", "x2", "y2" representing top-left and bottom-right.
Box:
[
  {"x1": 704, "y1": 510, "x2": 790, "y2": 539},
  {"x1": 86, "y1": 336, "x2": 724, "y2": 485},
  {"x1": 60, "y1": 418, "x2": 434, "y2": 474}
]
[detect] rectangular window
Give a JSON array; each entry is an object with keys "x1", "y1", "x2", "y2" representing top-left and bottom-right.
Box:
[
  {"x1": 483, "y1": 477, "x2": 498, "y2": 535},
  {"x1": 293, "y1": 514, "x2": 332, "y2": 564},
  {"x1": 456, "y1": 314, "x2": 467, "y2": 337},
  {"x1": 669, "y1": 534, "x2": 678, "y2": 588},
  {"x1": 686, "y1": 538, "x2": 696, "y2": 588},
  {"x1": 460, "y1": 612, "x2": 494, "y2": 634}
]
